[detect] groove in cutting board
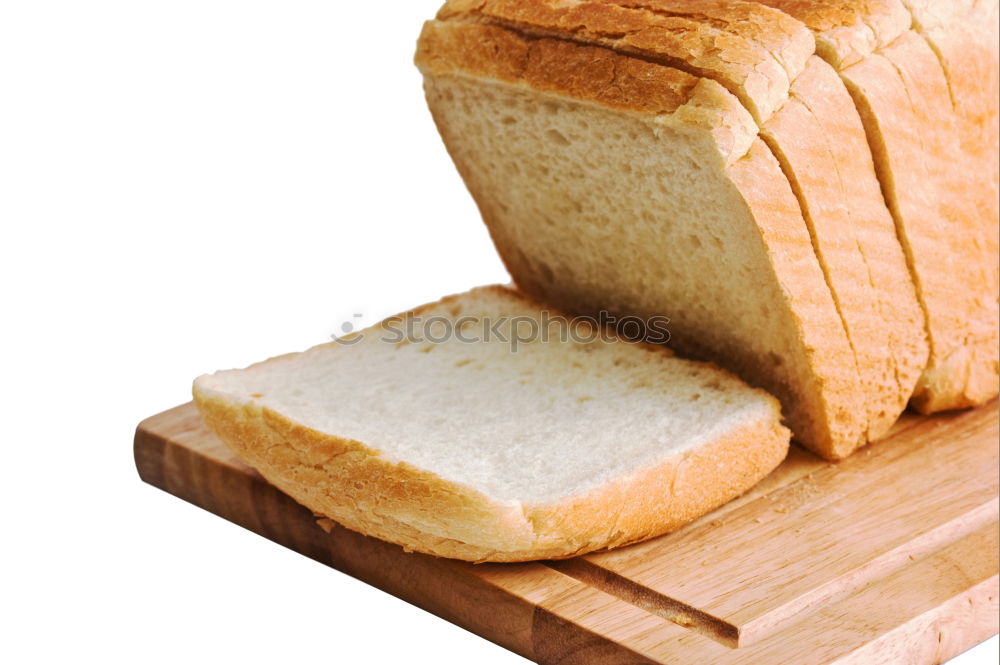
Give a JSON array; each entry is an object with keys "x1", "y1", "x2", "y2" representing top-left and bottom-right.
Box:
[
  {"x1": 548, "y1": 556, "x2": 738, "y2": 646},
  {"x1": 539, "y1": 523, "x2": 999, "y2": 665},
  {"x1": 567, "y1": 405, "x2": 999, "y2": 647}
]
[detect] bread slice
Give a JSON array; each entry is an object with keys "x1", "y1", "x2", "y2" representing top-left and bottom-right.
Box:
[
  {"x1": 193, "y1": 286, "x2": 790, "y2": 562},
  {"x1": 755, "y1": 0, "x2": 999, "y2": 412},
  {"x1": 417, "y1": 4, "x2": 926, "y2": 457},
  {"x1": 760, "y1": 55, "x2": 927, "y2": 436}
]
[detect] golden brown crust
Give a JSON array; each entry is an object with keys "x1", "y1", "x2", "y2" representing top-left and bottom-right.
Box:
[
  {"x1": 193, "y1": 387, "x2": 789, "y2": 562},
  {"x1": 755, "y1": 0, "x2": 911, "y2": 67},
  {"x1": 416, "y1": 19, "x2": 758, "y2": 164},
  {"x1": 753, "y1": 0, "x2": 998, "y2": 410},
  {"x1": 899, "y1": 0, "x2": 1000, "y2": 411},
  {"x1": 416, "y1": 20, "x2": 698, "y2": 117},
  {"x1": 435, "y1": 0, "x2": 815, "y2": 122},
  {"x1": 769, "y1": 0, "x2": 998, "y2": 412},
  {"x1": 836, "y1": 32, "x2": 999, "y2": 412}
]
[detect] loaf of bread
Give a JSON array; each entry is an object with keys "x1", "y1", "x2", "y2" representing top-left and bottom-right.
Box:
[
  {"x1": 193, "y1": 286, "x2": 790, "y2": 562},
  {"x1": 415, "y1": 0, "x2": 999, "y2": 457},
  {"x1": 191, "y1": 0, "x2": 997, "y2": 563}
]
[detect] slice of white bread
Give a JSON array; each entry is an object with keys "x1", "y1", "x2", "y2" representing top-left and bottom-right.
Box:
[
  {"x1": 755, "y1": 0, "x2": 999, "y2": 411},
  {"x1": 416, "y1": 11, "x2": 907, "y2": 458},
  {"x1": 444, "y1": 0, "x2": 926, "y2": 444},
  {"x1": 193, "y1": 286, "x2": 790, "y2": 562}
]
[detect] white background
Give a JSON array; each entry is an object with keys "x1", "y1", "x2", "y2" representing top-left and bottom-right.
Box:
[{"x1": 0, "y1": 2, "x2": 995, "y2": 663}]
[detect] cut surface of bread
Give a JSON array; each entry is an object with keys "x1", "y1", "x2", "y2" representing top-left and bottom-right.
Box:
[
  {"x1": 193, "y1": 286, "x2": 790, "y2": 562},
  {"x1": 417, "y1": 9, "x2": 924, "y2": 458}
]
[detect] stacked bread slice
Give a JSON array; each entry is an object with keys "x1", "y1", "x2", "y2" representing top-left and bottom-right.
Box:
[{"x1": 415, "y1": 0, "x2": 999, "y2": 458}]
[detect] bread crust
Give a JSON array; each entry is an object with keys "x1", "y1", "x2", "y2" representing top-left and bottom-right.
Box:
[
  {"x1": 437, "y1": 0, "x2": 815, "y2": 122},
  {"x1": 193, "y1": 388, "x2": 789, "y2": 562},
  {"x1": 899, "y1": 0, "x2": 1000, "y2": 410},
  {"x1": 756, "y1": 0, "x2": 911, "y2": 67},
  {"x1": 836, "y1": 31, "x2": 999, "y2": 412},
  {"x1": 416, "y1": 19, "x2": 758, "y2": 163},
  {"x1": 905, "y1": 0, "x2": 999, "y2": 242},
  {"x1": 416, "y1": 19, "x2": 696, "y2": 117},
  {"x1": 882, "y1": 33, "x2": 999, "y2": 411}
]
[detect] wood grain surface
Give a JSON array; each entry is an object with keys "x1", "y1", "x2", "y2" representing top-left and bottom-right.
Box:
[{"x1": 135, "y1": 402, "x2": 999, "y2": 665}]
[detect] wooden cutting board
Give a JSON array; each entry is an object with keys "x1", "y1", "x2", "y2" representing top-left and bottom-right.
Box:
[{"x1": 135, "y1": 401, "x2": 999, "y2": 664}]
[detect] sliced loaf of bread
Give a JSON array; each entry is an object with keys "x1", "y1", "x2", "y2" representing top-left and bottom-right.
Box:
[
  {"x1": 416, "y1": 5, "x2": 926, "y2": 458},
  {"x1": 430, "y1": 0, "x2": 926, "y2": 448},
  {"x1": 193, "y1": 286, "x2": 790, "y2": 562}
]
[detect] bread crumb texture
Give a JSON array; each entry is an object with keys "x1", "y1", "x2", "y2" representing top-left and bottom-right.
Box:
[{"x1": 194, "y1": 286, "x2": 789, "y2": 561}]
